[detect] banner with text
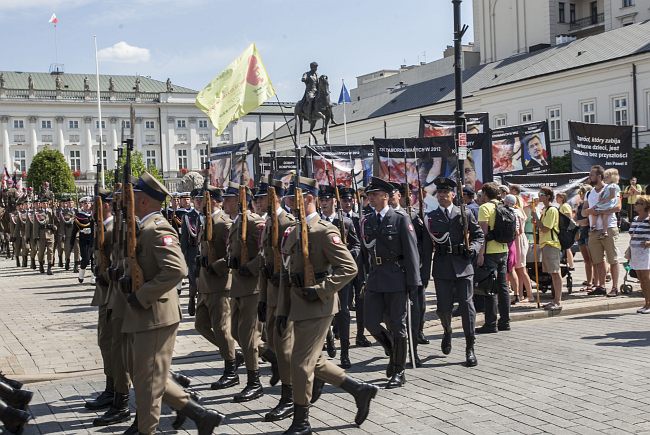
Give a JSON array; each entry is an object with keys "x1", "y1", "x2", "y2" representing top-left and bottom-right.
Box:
[
  {"x1": 305, "y1": 144, "x2": 373, "y2": 188},
  {"x1": 209, "y1": 139, "x2": 260, "y2": 188},
  {"x1": 503, "y1": 172, "x2": 589, "y2": 208},
  {"x1": 419, "y1": 113, "x2": 490, "y2": 137},
  {"x1": 569, "y1": 121, "x2": 632, "y2": 179},
  {"x1": 491, "y1": 121, "x2": 551, "y2": 176}
]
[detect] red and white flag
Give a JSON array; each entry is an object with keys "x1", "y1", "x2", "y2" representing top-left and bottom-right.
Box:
[{"x1": 49, "y1": 13, "x2": 58, "y2": 25}]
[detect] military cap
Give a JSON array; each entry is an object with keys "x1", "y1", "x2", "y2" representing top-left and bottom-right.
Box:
[
  {"x1": 190, "y1": 188, "x2": 201, "y2": 198},
  {"x1": 171, "y1": 192, "x2": 180, "y2": 199},
  {"x1": 462, "y1": 185, "x2": 475, "y2": 196},
  {"x1": 222, "y1": 181, "x2": 252, "y2": 201},
  {"x1": 97, "y1": 187, "x2": 112, "y2": 202},
  {"x1": 255, "y1": 182, "x2": 269, "y2": 198},
  {"x1": 338, "y1": 186, "x2": 354, "y2": 199},
  {"x1": 365, "y1": 176, "x2": 394, "y2": 194},
  {"x1": 286, "y1": 177, "x2": 319, "y2": 197},
  {"x1": 79, "y1": 196, "x2": 92, "y2": 203},
  {"x1": 206, "y1": 185, "x2": 223, "y2": 201},
  {"x1": 318, "y1": 184, "x2": 336, "y2": 199},
  {"x1": 270, "y1": 179, "x2": 286, "y2": 197},
  {"x1": 433, "y1": 176, "x2": 457, "y2": 191},
  {"x1": 180, "y1": 191, "x2": 191, "y2": 199},
  {"x1": 133, "y1": 171, "x2": 170, "y2": 202}
]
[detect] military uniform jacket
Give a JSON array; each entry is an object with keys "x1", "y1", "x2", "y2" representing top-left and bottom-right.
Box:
[
  {"x1": 405, "y1": 208, "x2": 434, "y2": 289},
  {"x1": 180, "y1": 208, "x2": 200, "y2": 252},
  {"x1": 72, "y1": 211, "x2": 94, "y2": 243},
  {"x1": 35, "y1": 210, "x2": 57, "y2": 239},
  {"x1": 361, "y1": 207, "x2": 421, "y2": 293},
  {"x1": 323, "y1": 213, "x2": 361, "y2": 260},
  {"x1": 12, "y1": 212, "x2": 25, "y2": 245},
  {"x1": 427, "y1": 205, "x2": 484, "y2": 280},
  {"x1": 259, "y1": 208, "x2": 295, "y2": 308},
  {"x1": 91, "y1": 218, "x2": 114, "y2": 307},
  {"x1": 228, "y1": 210, "x2": 264, "y2": 298},
  {"x1": 198, "y1": 209, "x2": 232, "y2": 294},
  {"x1": 25, "y1": 212, "x2": 35, "y2": 243},
  {"x1": 107, "y1": 212, "x2": 127, "y2": 317},
  {"x1": 55, "y1": 208, "x2": 66, "y2": 242},
  {"x1": 277, "y1": 215, "x2": 358, "y2": 322},
  {"x1": 122, "y1": 212, "x2": 186, "y2": 334},
  {"x1": 62, "y1": 209, "x2": 76, "y2": 242}
]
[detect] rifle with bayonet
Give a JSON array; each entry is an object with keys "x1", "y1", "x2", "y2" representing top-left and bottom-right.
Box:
[
  {"x1": 328, "y1": 156, "x2": 347, "y2": 244},
  {"x1": 294, "y1": 143, "x2": 315, "y2": 287},
  {"x1": 267, "y1": 152, "x2": 281, "y2": 274},
  {"x1": 203, "y1": 143, "x2": 215, "y2": 264},
  {"x1": 121, "y1": 129, "x2": 144, "y2": 293},
  {"x1": 94, "y1": 161, "x2": 107, "y2": 278},
  {"x1": 108, "y1": 147, "x2": 122, "y2": 283}
]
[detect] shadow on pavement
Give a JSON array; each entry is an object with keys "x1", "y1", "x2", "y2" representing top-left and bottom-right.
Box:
[
  {"x1": 33, "y1": 287, "x2": 89, "y2": 294},
  {"x1": 569, "y1": 312, "x2": 634, "y2": 321},
  {"x1": 582, "y1": 330, "x2": 650, "y2": 347}
]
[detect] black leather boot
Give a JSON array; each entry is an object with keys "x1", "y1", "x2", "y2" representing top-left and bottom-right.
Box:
[
  {"x1": 58, "y1": 258, "x2": 63, "y2": 268},
  {"x1": 0, "y1": 373, "x2": 22, "y2": 391},
  {"x1": 170, "y1": 370, "x2": 191, "y2": 388},
  {"x1": 466, "y1": 336, "x2": 478, "y2": 367},
  {"x1": 93, "y1": 392, "x2": 130, "y2": 426},
  {"x1": 22, "y1": 256, "x2": 28, "y2": 268},
  {"x1": 309, "y1": 378, "x2": 325, "y2": 404},
  {"x1": 85, "y1": 376, "x2": 114, "y2": 410},
  {"x1": 65, "y1": 259, "x2": 70, "y2": 270},
  {"x1": 282, "y1": 404, "x2": 311, "y2": 435},
  {"x1": 340, "y1": 377, "x2": 379, "y2": 426},
  {"x1": 264, "y1": 383, "x2": 294, "y2": 422},
  {"x1": 39, "y1": 262, "x2": 44, "y2": 274},
  {"x1": 0, "y1": 381, "x2": 33, "y2": 411},
  {"x1": 122, "y1": 414, "x2": 138, "y2": 434},
  {"x1": 47, "y1": 264, "x2": 53, "y2": 275},
  {"x1": 325, "y1": 327, "x2": 337, "y2": 358},
  {"x1": 386, "y1": 337, "x2": 406, "y2": 389},
  {"x1": 232, "y1": 370, "x2": 263, "y2": 402},
  {"x1": 261, "y1": 349, "x2": 280, "y2": 386},
  {"x1": 0, "y1": 398, "x2": 30, "y2": 434},
  {"x1": 210, "y1": 359, "x2": 239, "y2": 390},
  {"x1": 340, "y1": 347, "x2": 351, "y2": 369},
  {"x1": 417, "y1": 330, "x2": 430, "y2": 345},
  {"x1": 355, "y1": 334, "x2": 371, "y2": 347},
  {"x1": 440, "y1": 313, "x2": 452, "y2": 355},
  {"x1": 176, "y1": 399, "x2": 224, "y2": 435}
]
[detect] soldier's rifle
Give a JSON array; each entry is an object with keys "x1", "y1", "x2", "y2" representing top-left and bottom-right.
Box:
[
  {"x1": 268, "y1": 151, "x2": 281, "y2": 274},
  {"x1": 94, "y1": 161, "x2": 107, "y2": 278},
  {"x1": 295, "y1": 138, "x2": 315, "y2": 287},
  {"x1": 122, "y1": 110, "x2": 144, "y2": 292},
  {"x1": 203, "y1": 143, "x2": 216, "y2": 265},
  {"x1": 109, "y1": 147, "x2": 122, "y2": 282},
  {"x1": 402, "y1": 140, "x2": 416, "y2": 370},
  {"x1": 325, "y1": 154, "x2": 347, "y2": 244}
]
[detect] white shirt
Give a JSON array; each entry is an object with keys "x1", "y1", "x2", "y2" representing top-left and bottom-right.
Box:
[
  {"x1": 306, "y1": 211, "x2": 320, "y2": 223},
  {"x1": 442, "y1": 204, "x2": 454, "y2": 217},
  {"x1": 325, "y1": 211, "x2": 337, "y2": 222},
  {"x1": 103, "y1": 215, "x2": 114, "y2": 226},
  {"x1": 376, "y1": 205, "x2": 390, "y2": 218},
  {"x1": 586, "y1": 186, "x2": 617, "y2": 230}
]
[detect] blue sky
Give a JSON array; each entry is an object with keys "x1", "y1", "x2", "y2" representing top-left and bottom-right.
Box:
[{"x1": 0, "y1": 0, "x2": 474, "y2": 102}]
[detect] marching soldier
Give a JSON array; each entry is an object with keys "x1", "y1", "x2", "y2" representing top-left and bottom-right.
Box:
[
  {"x1": 62, "y1": 198, "x2": 80, "y2": 272},
  {"x1": 26, "y1": 200, "x2": 37, "y2": 270},
  {"x1": 54, "y1": 195, "x2": 67, "y2": 268},
  {"x1": 121, "y1": 172, "x2": 224, "y2": 434},
  {"x1": 10, "y1": 200, "x2": 22, "y2": 267},
  {"x1": 193, "y1": 186, "x2": 244, "y2": 390},
  {"x1": 277, "y1": 176, "x2": 377, "y2": 434},
  {"x1": 361, "y1": 176, "x2": 421, "y2": 389},
  {"x1": 258, "y1": 179, "x2": 296, "y2": 422},
  {"x1": 84, "y1": 189, "x2": 117, "y2": 414},
  {"x1": 427, "y1": 177, "x2": 482, "y2": 367},
  {"x1": 73, "y1": 197, "x2": 94, "y2": 283},
  {"x1": 223, "y1": 181, "x2": 279, "y2": 402},
  {"x1": 318, "y1": 184, "x2": 361, "y2": 368},
  {"x1": 180, "y1": 189, "x2": 201, "y2": 297},
  {"x1": 13, "y1": 198, "x2": 28, "y2": 268},
  {"x1": 35, "y1": 198, "x2": 56, "y2": 275}
]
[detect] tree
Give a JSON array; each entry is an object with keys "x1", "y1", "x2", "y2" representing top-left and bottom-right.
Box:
[
  {"x1": 550, "y1": 151, "x2": 572, "y2": 174},
  {"x1": 27, "y1": 148, "x2": 76, "y2": 194},
  {"x1": 106, "y1": 150, "x2": 163, "y2": 189}
]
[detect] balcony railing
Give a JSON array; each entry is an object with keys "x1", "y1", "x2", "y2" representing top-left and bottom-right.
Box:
[{"x1": 569, "y1": 12, "x2": 604, "y2": 30}]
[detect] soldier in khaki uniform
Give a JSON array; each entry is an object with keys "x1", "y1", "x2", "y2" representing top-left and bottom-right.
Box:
[
  {"x1": 35, "y1": 198, "x2": 56, "y2": 275},
  {"x1": 223, "y1": 181, "x2": 279, "y2": 403},
  {"x1": 121, "y1": 172, "x2": 224, "y2": 435},
  {"x1": 193, "y1": 186, "x2": 244, "y2": 390},
  {"x1": 54, "y1": 197, "x2": 66, "y2": 268},
  {"x1": 277, "y1": 177, "x2": 378, "y2": 434},
  {"x1": 16, "y1": 199, "x2": 30, "y2": 268},
  {"x1": 62, "y1": 198, "x2": 80, "y2": 272},
  {"x1": 11, "y1": 199, "x2": 26, "y2": 267},
  {"x1": 25, "y1": 200, "x2": 37, "y2": 270},
  {"x1": 257, "y1": 180, "x2": 296, "y2": 421}
]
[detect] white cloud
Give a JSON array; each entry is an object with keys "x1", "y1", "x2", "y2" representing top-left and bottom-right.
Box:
[
  {"x1": 97, "y1": 41, "x2": 150, "y2": 64},
  {"x1": 0, "y1": 0, "x2": 91, "y2": 11}
]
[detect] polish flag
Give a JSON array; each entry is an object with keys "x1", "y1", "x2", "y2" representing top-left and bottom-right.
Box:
[{"x1": 49, "y1": 13, "x2": 58, "y2": 25}]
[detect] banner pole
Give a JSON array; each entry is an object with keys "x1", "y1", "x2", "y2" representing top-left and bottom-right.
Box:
[
  {"x1": 532, "y1": 198, "x2": 541, "y2": 308},
  {"x1": 342, "y1": 79, "x2": 349, "y2": 146}
]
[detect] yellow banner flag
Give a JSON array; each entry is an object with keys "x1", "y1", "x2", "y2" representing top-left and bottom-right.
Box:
[{"x1": 196, "y1": 43, "x2": 276, "y2": 135}]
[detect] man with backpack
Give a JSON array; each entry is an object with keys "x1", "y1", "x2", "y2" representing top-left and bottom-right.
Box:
[
  {"x1": 476, "y1": 182, "x2": 515, "y2": 333},
  {"x1": 531, "y1": 187, "x2": 563, "y2": 311}
]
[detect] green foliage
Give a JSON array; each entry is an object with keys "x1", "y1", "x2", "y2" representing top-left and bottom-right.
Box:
[
  {"x1": 27, "y1": 148, "x2": 76, "y2": 194},
  {"x1": 106, "y1": 150, "x2": 162, "y2": 189},
  {"x1": 630, "y1": 147, "x2": 650, "y2": 186},
  {"x1": 550, "y1": 151, "x2": 572, "y2": 174}
]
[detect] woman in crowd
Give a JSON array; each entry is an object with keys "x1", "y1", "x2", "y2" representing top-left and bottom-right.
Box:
[
  {"x1": 556, "y1": 192, "x2": 575, "y2": 270},
  {"x1": 576, "y1": 185, "x2": 595, "y2": 292},
  {"x1": 505, "y1": 194, "x2": 534, "y2": 304},
  {"x1": 627, "y1": 196, "x2": 650, "y2": 313}
]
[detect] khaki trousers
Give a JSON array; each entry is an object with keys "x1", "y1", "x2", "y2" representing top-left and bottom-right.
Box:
[
  {"x1": 231, "y1": 294, "x2": 262, "y2": 370},
  {"x1": 291, "y1": 315, "x2": 346, "y2": 406},
  {"x1": 65, "y1": 237, "x2": 80, "y2": 263},
  {"x1": 37, "y1": 236, "x2": 54, "y2": 264},
  {"x1": 109, "y1": 314, "x2": 130, "y2": 394},
  {"x1": 195, "y1": 292, "x2": 236, "y2": 361},
  {"x1": 29, "y1": 238, "x2": 37, "y2": 260},
  {"x1": 126, "y1": 323, "x2": 189, "y2": 435},
  {"x1": 97, "y1": 306, "x2": 112, "y2": 378},
  {"x1": 266, "y1": 307, "x2": 294, "y2": 386}
]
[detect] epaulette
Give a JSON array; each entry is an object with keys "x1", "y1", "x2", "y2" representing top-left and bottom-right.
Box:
[
  {"x1": 394, "y1": 208, "x2": 407, "y2": 216},
  {"x1": 154, "y1": 218, "x2": 166, "y2": 226}
]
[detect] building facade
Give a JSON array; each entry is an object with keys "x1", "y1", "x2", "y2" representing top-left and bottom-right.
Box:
[{"x1": 0, "y1": 71, "x2": 292, "y2": 189}]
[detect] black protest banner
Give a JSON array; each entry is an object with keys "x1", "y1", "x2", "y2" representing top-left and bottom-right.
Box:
[
  {"x1": 209, "y1": 139, "x2": 259, "y2": 188},
  {"x1": 569, "y1": 121, "x2": 633, "y2": 179},
  {"x1": 503, "y1": 172, "x2": 589, "y2": 207},
  {"x1": 306, "y1": 144, "x2": 373, "y2": 187},
  {"x1": 491, "y1": 121, "x2": 551, "y2": 176},
  {"x1": 419, "y1": 113, "x2": 489, "y2": 136},
  {"x1": 260, "y1": 153, "x2": 301, "y2": 188}
]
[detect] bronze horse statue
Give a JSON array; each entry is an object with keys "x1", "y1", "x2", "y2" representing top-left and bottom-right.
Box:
[{"x1": 294, "y1": 75, "x2": 336, "y2": 144}]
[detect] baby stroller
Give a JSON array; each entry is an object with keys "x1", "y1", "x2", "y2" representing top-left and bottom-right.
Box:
[
  {"x1": 526, "y1": 242, "x2": 573, "y2": 296},
  {"x1": 620, "y1": 262, "x2": 637, "y2": 294}
]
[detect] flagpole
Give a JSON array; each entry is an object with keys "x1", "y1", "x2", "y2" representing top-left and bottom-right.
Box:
[
  {"x1": 342, "y1": 79, "x2": 348, "y2": 146},
  {"x1": 93, "y1": 35, "x2": 105, "y2": 188}
]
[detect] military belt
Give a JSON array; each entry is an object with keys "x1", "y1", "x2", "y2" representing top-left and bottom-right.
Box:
[
  {"x1": 371, "y1": 254, "x2": 403, "y2": 266},
  {"x1": 289, "y1": 271, "x2": 329, "y2": 287}
]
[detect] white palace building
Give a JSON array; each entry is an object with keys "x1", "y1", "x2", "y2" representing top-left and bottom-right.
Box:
[{"x1": 0, "y1": 72, "x2": 293, "y2": 189}]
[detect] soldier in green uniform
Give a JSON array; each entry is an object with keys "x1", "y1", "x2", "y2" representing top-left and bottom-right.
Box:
[
  {"x1": 277, "y1": 177, "x2": 378, "y2": 435},
  {"x1": 121, "y1": 172, "x2": 224, "y2": 435},
  {"x1": 35, "y1": 198, "x2": 56, "y2": 275}
]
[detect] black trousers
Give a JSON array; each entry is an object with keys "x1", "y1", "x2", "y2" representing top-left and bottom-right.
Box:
[
  {"x1": 364, "y1": 290, "x2": 407, "y2": 341},
  {"x1": 434, "y1": 276, "x2": 476, "y2": 338},
  {"x1": 79, "y1": 237, "x2": 94, "y2": 270},
  {"x1": 482, "y1": 252, "x2": 510, "y2": 328},
  {"x1": 334, "y1": 283, "x2": 351, "y2": 350}
]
